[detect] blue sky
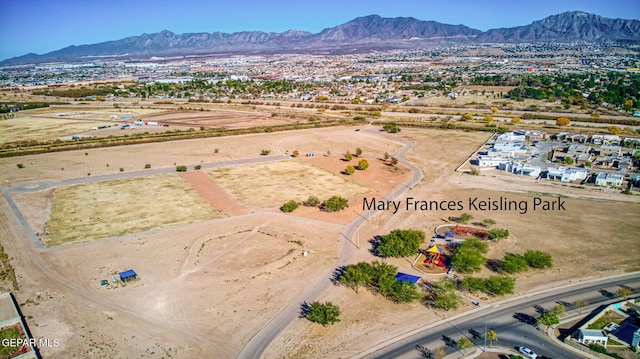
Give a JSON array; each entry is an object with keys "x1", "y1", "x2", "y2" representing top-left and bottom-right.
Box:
[{"x1": 1, "y1": 0, "x2": 639, "y2": 61}]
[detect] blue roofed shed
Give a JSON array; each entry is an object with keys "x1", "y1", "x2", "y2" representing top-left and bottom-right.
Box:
[
  {"x1": 119, "y1": 269, "x2": 137, "y2": 282},
  {"x1": 395, "y1": 272, "x2": 421, "y2": 285}
]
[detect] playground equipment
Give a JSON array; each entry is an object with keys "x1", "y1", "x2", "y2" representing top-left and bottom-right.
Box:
[
  {"x1": 452, "y1": 225, "x2": 488, "y2": 240},
  {"x1": 423, "y1": 244, "x2": 447, "y2": 269}
]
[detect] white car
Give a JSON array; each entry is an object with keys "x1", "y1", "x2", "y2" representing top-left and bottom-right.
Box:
[{"x1": 518, "y1": 347, "x2": 538, "y2": 359}]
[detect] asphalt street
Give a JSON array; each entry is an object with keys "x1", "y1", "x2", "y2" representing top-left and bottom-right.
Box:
[{"x1": 358, "y1": 273, "x2": 640, "y2": 359}]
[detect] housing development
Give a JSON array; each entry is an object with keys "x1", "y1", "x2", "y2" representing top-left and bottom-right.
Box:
[{"x1": 1, "y1": 9, "x2": 639, "y2": 359}]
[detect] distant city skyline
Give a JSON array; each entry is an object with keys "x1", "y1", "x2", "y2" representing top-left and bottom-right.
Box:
[{"x1": 1, "y1": 0, "x2": 639, "y2": 61}]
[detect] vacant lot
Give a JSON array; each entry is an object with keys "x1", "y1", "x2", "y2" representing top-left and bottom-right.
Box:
[
  {"x1": 4, "y1": 120, "x2": 638, "y2": 359},
  {"x1": 30, "y1": 213, "x2": 341, "y2": 358},
  {"x1": 0, "y1": 107, "x2": 179, "y2": 146},
  {"x1": 0, "y1": 116, "x2": 109, "y2": 145},
  {"x1": 44, "y1": 175, "x2": 220, "y2": 246},
  {"x1": 141, "y1": 109, "x2": 308, "y2": 129},
  {"x1": 206, "y1": 160, "x2": 371, "y2": 208},
  {"x1": 0, "y1": 125, "x2": 404, "y2": 187}
]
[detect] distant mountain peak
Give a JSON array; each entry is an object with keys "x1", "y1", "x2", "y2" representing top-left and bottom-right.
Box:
[
  {"x1": 3, "y1": 11, "x2": 639, "y2": 65},
  {"x1": 536, "y1": 10, "x2": 604, "y2": 23}
]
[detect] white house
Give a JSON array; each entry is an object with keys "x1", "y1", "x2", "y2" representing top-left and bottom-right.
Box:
[
  {"x1": 578, "y1": 329, "x2": 608, "y2": 348},
  {"x1": 602, "y1": 135, "x2": 621, "y2": 146},
  {"x1": 491, "y1": 142, "x2": 528, "y2": 155},
  {"x1": 477, "y1": 155, "x2": 510, "y2": 167},
  {"x1": 595, "y1": 172, "x2": 624, "y2": 187},
  {"x1": 495, "y1": 131, "x2": 526, "y2": 143},
  {"x1": 546, "y1": 166, "x2": 588, "y2": 182},
  {"x1": 591, "y1": 134, "x2": 604, "y2": 145},
  {"x1": 499, "y1": 161, "x2": 541, "y2": 177}
]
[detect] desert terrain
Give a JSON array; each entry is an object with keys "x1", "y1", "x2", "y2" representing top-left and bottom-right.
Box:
[{"x1": 0, "y1": 105, "x2": 639, "y2": 359}]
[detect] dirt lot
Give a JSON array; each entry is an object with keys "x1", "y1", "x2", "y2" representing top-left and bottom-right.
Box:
[
  {"x1": 0, "y1": 125, "x2": 404, "y2": 187},
  {"x1": 140, "y1": 109, "x2": 309, "y2": 129},
  {"x1": 206, "y1": 160, "x2": 371, "y2": 209},
  {"x1": 264, "y1": 127, "x2": 640, "y2": 358},
  {"x1": 0, "y1": 106, "x2": 168, "y2": 145},
  {"x1": 43, "y1": 175, "x2": 220, "y2": 246},
  {"x1": 1, "y1": 118, "x2": 639, "y2": 359}
]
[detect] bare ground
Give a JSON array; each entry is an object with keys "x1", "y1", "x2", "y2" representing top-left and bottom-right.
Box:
[
  {"x1": 1, "y1": 124, "x2": 638, "y2": 359},
  {"x1": 264, "y1": 127, "x2": 640, "y2": 358}
]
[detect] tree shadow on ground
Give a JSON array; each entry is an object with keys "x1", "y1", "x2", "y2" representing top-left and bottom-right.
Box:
[
  {"x1": 415, "y1": 345, "x2": 433, "y2": 359},
  {"x1": 331, "y1": 266, "x2": 346, "y2": 284},
  {"x1": 299, "y1": 302, "x2": 311, "y2": 318},
  {"x1": 369, "y1": 235, "x2": 383, "y2": 257},
  {"x1": 441, "y1": 335, "x2": 457, "y2": 348},
  {"x1": 514, "y1": 312, "x2": 539, "y2": 329},
  {"x1": 486, "y1": 258, "x2": 502, "y2": 272}
]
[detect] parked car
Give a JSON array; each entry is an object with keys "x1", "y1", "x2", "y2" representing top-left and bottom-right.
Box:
[{"x1": 519, "y1": 347, "x2": 538, "y2": 359}]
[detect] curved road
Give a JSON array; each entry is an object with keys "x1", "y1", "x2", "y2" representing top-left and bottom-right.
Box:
[
  {"x1": 237, "y1": 128, "x2": 424, "y2": 359},
  {"x1": 357, "y1": 273, "x2": 640, "y2": 359}
]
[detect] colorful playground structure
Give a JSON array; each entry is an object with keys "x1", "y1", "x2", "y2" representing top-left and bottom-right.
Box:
[
  {"x1": 422, "y1": 244, "x2": 448, "y2": 269},
  {"x1": 450, "y1": 225, "x2": 488, "y2": 240}
]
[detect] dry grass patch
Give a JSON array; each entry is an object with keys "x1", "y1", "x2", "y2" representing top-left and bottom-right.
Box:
[
  {"x1": 0, "y1": 116, "x2": 108, "y2": 145},
  {"x1": 206, "y1": 160, "x2": 372, "y2": 208},
  {"x1": 45, "y1": 175, "x2": 219, "y2": 246},
  {"x1": 0, "y1": 107, "x2": 167, "y2": 145}
]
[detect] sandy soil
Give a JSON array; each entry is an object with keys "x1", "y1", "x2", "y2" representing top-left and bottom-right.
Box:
[
  {"x1": 264, "y1": 127, "x2": 640, "y2": 358},
  {"x1": 140, "y1": 109, "x2": 309, "y2": 129},
  {"x1": 180, "y1": 170, "x2": 248, "y2": 216},
  {"x1": 1, "y1": 121, "x2": 638, "y2": 359},
  {"x1": 0, "y1": 125, "x2": 404, "y2": 187}
]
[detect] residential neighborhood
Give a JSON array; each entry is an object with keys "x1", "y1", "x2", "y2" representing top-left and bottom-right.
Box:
[{"x1": 474, "y1": 130, "x2": 639, "y2": 190}]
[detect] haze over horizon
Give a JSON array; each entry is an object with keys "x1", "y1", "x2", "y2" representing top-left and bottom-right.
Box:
[{"x1": 1, "y1": 0, "x2": 639, "y2": 62}]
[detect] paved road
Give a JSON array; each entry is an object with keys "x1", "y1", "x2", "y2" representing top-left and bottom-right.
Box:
[
  {"x1": 356, "y1": 273, "x2": 640, "y2": 359},
  {"x1": 237, "y1": 128, "x2": 424, "y2": 359}
]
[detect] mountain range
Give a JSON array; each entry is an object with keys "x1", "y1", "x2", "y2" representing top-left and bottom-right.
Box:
[{"x1": 4, "y1": 11, "x2": 640, "y2": 65}]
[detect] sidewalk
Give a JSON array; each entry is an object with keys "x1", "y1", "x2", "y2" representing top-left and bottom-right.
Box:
[{"x1": 443, "y1": 346, "x2": 519, "y2": 359}]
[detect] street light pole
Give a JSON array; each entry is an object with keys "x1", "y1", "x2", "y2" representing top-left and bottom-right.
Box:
[{"x1": 483, "y1": 321, "x2": 487, "y2": 352}]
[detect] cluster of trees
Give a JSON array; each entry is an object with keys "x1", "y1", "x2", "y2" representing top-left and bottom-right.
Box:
[
  {"x1": 429, "y1": 278, "x2": 462, "y2": 311},
  {"x1": 35, "y1": 86, "x2": 116, "y2": 98},
  {"x1": 281, "y1": 195, "x2": 348, "y2": 213},
  {"x1": 0, "y1": 102, "x2": 50, "y2": 113},
  {"x1": 459, "y1": 275, "x2": 515, "y2": 296},
  {"x1": 343, "y1": 148, "x2": 369, "y2": 174},
  {"x1": 339, "y1": 261, "x2": 422, "y2": 303},
  {"x1": 500, "y1": 250, "x2": 553, "y2": 273},
  {"x1": 487, "y1": 72, "x2": 640, "y2": 111},
  {"x1": 376, "y1": 229, "x2": 425, "y2": 257},
  {"x1": 344, "y1": 160, "x2": 369, "y2": 175},
  {"x1": 451, "y1": 238, "x2": 488, "y2": 273}
]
